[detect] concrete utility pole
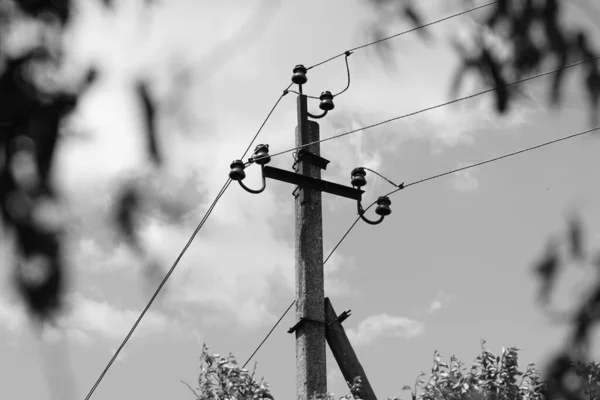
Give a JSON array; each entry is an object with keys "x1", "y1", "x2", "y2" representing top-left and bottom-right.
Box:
[
  {"x1": 294, "y1": 93, "x2": 327, "y2": 399},
  {"x1": 229, "y1": 63, "x2": 391, "y2": 400}
]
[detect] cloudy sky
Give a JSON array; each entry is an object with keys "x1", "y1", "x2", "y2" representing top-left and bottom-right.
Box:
[{"x1": 2, "y1": 0, "x2": 600, "y2": 399}]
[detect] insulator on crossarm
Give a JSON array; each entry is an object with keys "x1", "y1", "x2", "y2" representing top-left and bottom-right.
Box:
[
  {"x1": 251, "y1": 144, "x2": 271, "y2": 165},
  {"x1": 319, "y1": 91, "x2": 334, "y2": 111},
  {"x1": 375, "y1": 196, "x2": 392, "y2": 216},
  {"x1": 292, "y1": 64, "x2": 308, "y2": 85},
  {"x1": 229, "y1": 160, "x2": 246, "y2": 181},
  {"x1": 350, "y1": 167, "x2": 367, "y2": 188}
]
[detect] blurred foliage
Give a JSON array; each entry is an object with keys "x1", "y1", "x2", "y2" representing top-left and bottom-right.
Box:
[
  {"x1": 0, "y1": 1, "x2": 90, "y2": 323},
  {"x1": 0, "y1": 0, "x2": 163, "y2": 325},
  {"x1": 532, "y1": 215, "x2": 600, "y2": 400},
  {"x1": 0, "y1": 0, "x2": 282, "y2": 328},
  {"x1": 365, "y1": 0, "x2": 600, "y2": 123}
]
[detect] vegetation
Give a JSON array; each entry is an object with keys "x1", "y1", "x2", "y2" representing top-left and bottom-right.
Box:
[{"x1": 186, "y1": 341, "x2": 600, "y2": 400}]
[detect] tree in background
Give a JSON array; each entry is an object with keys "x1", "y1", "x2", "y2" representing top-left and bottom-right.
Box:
[
  {"x1": 184, "y1": 341, "x2": 597, "y2": 400},
  {"x1": 401, "y1": 343, "x2": 544, "y2": 400}
]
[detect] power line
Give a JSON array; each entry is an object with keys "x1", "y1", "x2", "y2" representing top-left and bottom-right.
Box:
[
  {"x1": 361, "y1": 167, "x2": 401, "y2": 188},
  {"x1": 84, "y1": 179, "x2": 232, "y2": 400},
  {"x1": 307, "y1": 1, "x2": 497, "y2": 70},
  {"x1": 241, "y1": 212, "x2": 362, "y2": 367},
  {"x1": 83, "y1": 2, "x2": 499, "y2": 391},
  {"x1": 261, "y1": 56, "x2": 600, "y2": 163},
  {"x1": 239, "y1": 3, "x2": 495, "y2": 360},
  {"x1": 317, "y1": 124, "x2": 600, "y2": 275},
  {"x1": 242, "y1": 299, "x2": 296, "y2": 369},
  {"x1": 84, "y1": 86, "x2": 291, "y2": 399},
  {"x1": 289, "y1": 51, "x2": 354, "y2": 100},
  {"x1": 391, "y1": 124, "x2": 600, "y2": 195},
  {"x1": 323, "y1": 215, "x2": 362, "y2": 266},
  {"x1": 239, "y1": 84, "x2": 292, "y2": 160}
]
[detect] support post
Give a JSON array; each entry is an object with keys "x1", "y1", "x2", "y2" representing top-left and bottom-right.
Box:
[
  {"x1": 325, "y1": 298, "x2": 378, "y2": 400},
  {"x1": 295, "y1": 94, "x2": 327, "y2": 399}
]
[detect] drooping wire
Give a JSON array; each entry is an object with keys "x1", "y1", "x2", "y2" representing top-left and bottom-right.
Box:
[
  {"x1": 241, "y1": 299, "x2": 296, "y2": 369},
  {"x1": 239, "y1": 83, "x2": 292, "y2": 160},
  {"x1": 361, "y1": 167, "x2": 401, "y2": 188},
  {"x1": 84, "y1": 179, "x2": 232, "y2": 400},
  {"x1": 289, "y1": 51, "x2": 353, "y2": 100},
  {"x1": 306, "y1": 1, "x2": 498, "y2": 70},
  {"x1": 259, "y1": 56, "x2": 600, "y2": 163},
  {"x1": 333, "y1": 52, "x2": 352, "y2": 97}
]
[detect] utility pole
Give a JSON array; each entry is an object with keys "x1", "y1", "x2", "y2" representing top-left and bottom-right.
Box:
[
  {"x1": 228, "y1": 63, "x2": 393, "y2": 400},
  {"x1": 293, "y1": 93, "x2": 327, "y2": 399}
]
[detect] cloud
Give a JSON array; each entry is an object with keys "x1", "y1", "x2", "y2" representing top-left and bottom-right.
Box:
[
  {"x1": 0, "y1": 293, "x2": 187, "y2": 345},
  {"x1": 346, "y1": 313, "x2": 424, "y2": 347},
  {"x1": 448, "y1": 163, "x2": 479, "y2": 192},
  {"x1": 61, "y1": 293, "x2": 172, "y2": 342},
  {"x1": 0, "y1": 301, "x2": 26, "y2": 333},
  {"x1": 428, "y1": 291, "x2": 455, "y2": 314}
]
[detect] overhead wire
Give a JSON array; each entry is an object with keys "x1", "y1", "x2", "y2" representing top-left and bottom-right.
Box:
[
  {"x1": 290, "y1": 51, "x2": 354, "y2": 99},
  {"x1": 84, "y1": 85, "x2": 292, "y2": 399},
  {"x1": 361, "y1": 167, "x2": 402, "y2": 188},
  {"x1": 333, "y1": 52, "x2": 352, "y2": 97},
  {"x1": 143, "y1": 0, "x2": 535, "y2": 379},
  {"x1": 85, "y1": 1, "x2": 505, "y2": 392},
  {"x1": 84, "y1": 179, "x2": 232, "y2": 400},
  {"x1": 240, "y1": 4, "x2": 501, "y2": 363},
  {"x1": 87, "y1": 1, "x2": 488, "y2": 380},
  {"x1": 392, "y1": 125, "x2": 600, "y2": 195},
  {"x1": 241, "y1": 215, "x2": 357, "y2": 368},
  {"x1": 239, "y1": 83, "x2": 292, "y2": 160},
  {"x1": 306, "y1": 1, "x2": 498, "y2": 70},
  {"x1": 257, "y1": 56, "x2": 600, "y2": 163},
  {"x1": 242, "y1": 198, "x2": 365, "y2": 368},
  {"x1": 241, "y1": 299, "x2": 296, "y2": 369},
  {"x1": 327, "y1": 124, "x2": 600, "y2": 262}
]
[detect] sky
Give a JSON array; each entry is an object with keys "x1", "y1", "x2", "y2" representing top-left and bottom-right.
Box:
[{"x1": 2, "y1": 0, "x2": 600, "y2": 399}]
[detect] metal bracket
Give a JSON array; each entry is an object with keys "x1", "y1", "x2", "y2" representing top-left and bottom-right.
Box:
[
  {"x1": 264, "y1": 166, "x2": 363, "y2": 201},
  {"x1": 297, "y1": 149, "x2": 330, "y2": 170},
  {"x1": 327, "y1": 310, "x2": 351, "y2": 326},
  {"x1": 288, "y1": 309, "x2": 351, "y2": 334},
  {"x1": 288, "y1": 317, "x2": 326, "y2": 334}
]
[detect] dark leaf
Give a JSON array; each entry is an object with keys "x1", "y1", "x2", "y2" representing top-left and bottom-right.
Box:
[
  {"x1": 481, "y1": 49, "x2": 509, "y2": 113},
  {"x1": 585, "y1": 66, "x2": 600, "y2": 127},
  {"x1": 402, "y1": 5, "x2": 429, "y2": 40},
  {"x1": 13, "y1": 224, "x2": 64, "y2": 322},
  {"x1": 549, "y1": 49, "x2": 568, "y2": 106},
  {"x1": 568, "y1": 214, "x2": 583, "y2": 259},
  {"x1": 115, "y1": 184, "x2": 142, "y2": 252},
  {"x1": 15, "y1": 0, "x2": 72, "y2": 25},
  {"x1": 534, "y1": 244, "x2": 558, "y2": 304},
  {"x1": 135, "y1": 80, "x2": 161, "y2": 165}
]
